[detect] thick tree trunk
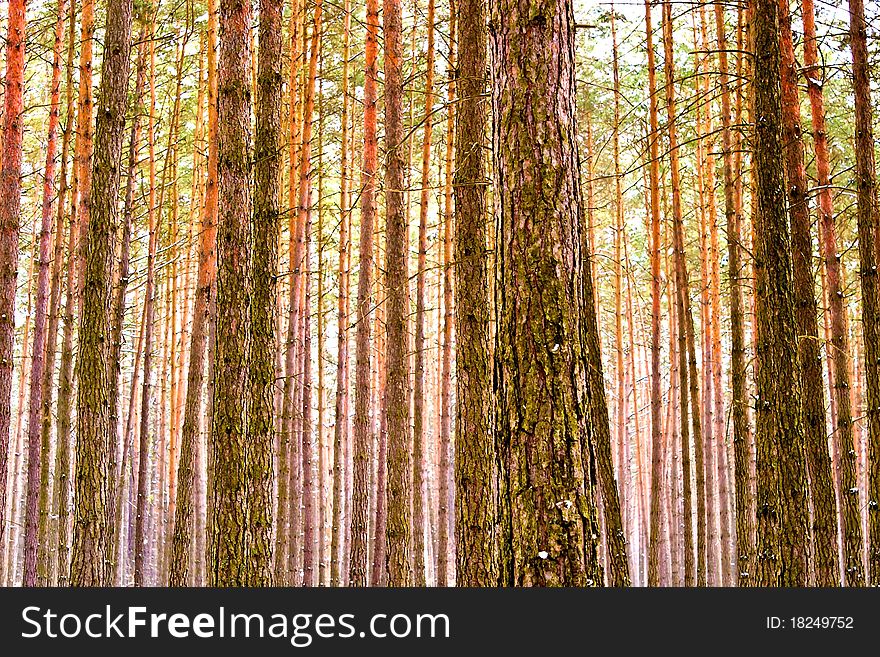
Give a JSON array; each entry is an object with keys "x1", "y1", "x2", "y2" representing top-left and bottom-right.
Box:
[
  {"x1": 382, "y1": 0, "x2": 412, "y2": 588},
  {"x1": 492, "y1": 0, "x2": 605, "y2": 587},
  {"x1": 752, "y1": 0, "x2": 809, "y2": 587},
  {"x1": 244, "y1": 0, "x2": 284, "y2": 587},
  {"x1": 209, "y1": 0, "x2": 253, "y2": 587},
  {"x1": 777, "y1": 0, "x2": 838, "y2": 587}
]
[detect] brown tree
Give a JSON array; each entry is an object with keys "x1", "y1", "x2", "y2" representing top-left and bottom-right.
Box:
[
  {"x1": 209, "y1": 0, "x2": 253, "y2": 587},
  {"x1": 752, "y1": 0, "x2": 809, "y2": 587},
  {"x1": 70, "y1": 0, "x2": 134, "y2": 587},
  {"x1": 492, "y1": 0, "x2": 604, "y2": 587}
]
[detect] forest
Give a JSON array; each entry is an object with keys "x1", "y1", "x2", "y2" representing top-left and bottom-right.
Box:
[{"x1": 0, "y1": 0, "x2": 879, "y2": 588}]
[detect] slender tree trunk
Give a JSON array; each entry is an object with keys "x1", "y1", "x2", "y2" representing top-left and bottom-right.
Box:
[
  {"x1": 349, "y1": 0, "x2": 379, "y2": 587},
  {"x1": 22, "y1": 0, "x2": 66, "y2": 588},
  {"x1": 714, "y1": 0, "x2": 753, "y2": 586},
  {"x1": 44, "y1": 0, "x2": 77, "y2": 586},
  {"x1": 170, "y1": 0, "x2": 219, "y2": 586},
  {"x1": 846, "y1": 0, "x2": 880, "y2": 586},
  {"x1": 409, "y1": 0, "x2": 435, "y2": 589},
  {"x1": 644, "y1": 0, "x2": 664, "y2": 587},
  {"x1": 661, "y1": 0, "x2": 696, "y2": 587},
  {"x1": 752, "y1": 0, "x2": 809, "y2": 587},
  {"x1": 134, "y1": 24, "x2": 159, "y2": 586},
  {"x1": 803, "y1": 0, "x2": 862, "y2": 586},
  {"x1": 70, "y1": 0, "x2": 134, "y2": 587},
  {"x1": 610, "y1": 11, "x2": 633, "y2": 582},
  {"x1": 438, "y1": 4, "x2": 455, "y2": 585},
  {"x1": 275, "y1": 0, "x2": 302, "y2": 586},
  {"x1": 331, "y1": 0, "x2": 352, "y2": 587}
]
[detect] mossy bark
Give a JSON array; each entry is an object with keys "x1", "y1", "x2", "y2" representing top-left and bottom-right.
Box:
[{"x1": 491, "y1": 0, "x2": 607, "y2": 587}]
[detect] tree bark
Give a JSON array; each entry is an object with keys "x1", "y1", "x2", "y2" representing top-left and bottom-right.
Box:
[
  {"x1": 0, "y1": 0, "x2": 27, "y2": 575},
  {"x1": 209, "y1": 0, "x2": 253, "y2": 587},
  {"x1": 349, "y1": 0, "x2": 379, "y2": 587},
  {"x1": 454, "y1": 0, "x2": 495, "y2": 587},
  {"x1": 70, "y1": 0, "x2": 134, "y2": 587},
  {"x1": 491, "y1": 0, "x2": 605, "y2": 587},
  {"x1": 803, "y1": 0, "x2": 862, "y2": 586},
  {"x1": 846, "y1": 0, "x2": 880, "y2": 586},
  {"x1": 752, "y1": 0, "x2": 809, "y2": 587},
  {"x1": 777, "y1": 0, "x2": 839, "y2": 587}
]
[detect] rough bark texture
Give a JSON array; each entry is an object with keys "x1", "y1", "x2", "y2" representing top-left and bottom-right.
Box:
[
  {"x1": 803, "y1": 0, "x2": 862, "y2": 586},
  {"x1": 752, "y1": 0, "x2": 809, "y2": 587},
  {"x1": 209, "y1": 0, "x2": 252, "y2": 587},
  {"x1": 454, "y1": 0, "x2": 495, "y2": 587},
  {"x1": 245, "y1": 0, "x2": 283, "y2": 587},
  {"x1": 382, "y1": 0, "x2": 413, "y2": 587},
  {"x1": 0, "y1": 0, "x2": 27, "y2": 573},
  {"x1": 70, "y1": 0, "x2": 134, "y2": 587},
  {"x1": 777, "y1": 0, "x2": 838, "y2": 587},
  {"x1": 847, "y1": 0, "x2": 880, "y2": 586},
  {"x1": 349, "y1": 0, "x2": 378, "y2": 588},
  {"x1": 491, "y1": 0, "x2": 603, "y2": 587}
]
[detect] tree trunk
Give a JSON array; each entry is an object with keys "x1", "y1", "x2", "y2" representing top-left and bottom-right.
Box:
[
  {"x1": 644, "y1": 0, "x2": 664, "y2": 587},
  {"x1": 243, "y1": 0, "x2": 284, "y2": 587},
  {"x1": 349, "y1": 0, "x2": 379, "y2": 587},
  {"x1": 22, "y1": 0, "x2": 66, "y2": 588},
  {"x1": 381, "y1": 0, "x2": 412, "y2": 588},
  {"x1": 846, "y1": 0, "x2": 880, "y2": 586},
  {"x1": 70, "y1": 0, "x2": 134, "y2": 587},
  {"x1": 803, "y1": 0, "x2": 862, "y2": 586},
  {"x1": 492, "y1": 0, "x2": 605, "y2": 587},
  {"x1": 44, "y1": 0, "x2": 77, "y2": 586},
  {"x1": 331, "y1": 0, "x2": 352, "y2": 587},
  {"x1": 0, "y1": 0, "x2": 27, "y2": 574},
  {"x1": 209, "y1": 0, "x2": 253, "y2": 587},
  {"x1": 661, "y1": 0, "x2": 696, "y2": 587},
  {"x1": 777, "y1": 0, "x2": 838, "y2": 587},
  {"x1": 169, "y1": 0, "x2": 219, "y2": 586},
  {"x1": 752, "y1": 0, "x2": 809, "y2": 587},
  {"x1": 454, "y1": 0, "x2": 495, "y2": 587}
]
